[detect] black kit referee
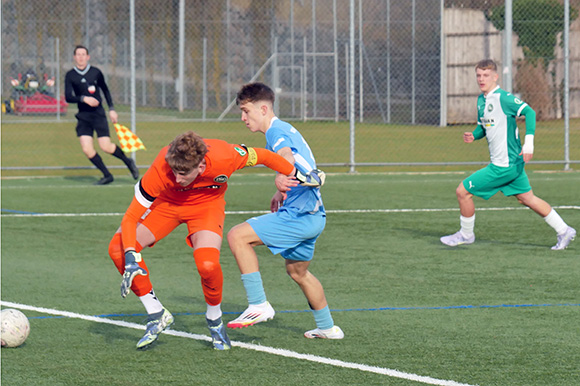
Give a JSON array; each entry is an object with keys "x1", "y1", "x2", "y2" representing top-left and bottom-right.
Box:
[{"x1": 65, "y1": 45, "x2": 139, "y2": 185}]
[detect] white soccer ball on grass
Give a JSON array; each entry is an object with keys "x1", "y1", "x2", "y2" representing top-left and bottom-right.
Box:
[{"x1": 1, "y1": 308, "x2": 31, "y2": 348}]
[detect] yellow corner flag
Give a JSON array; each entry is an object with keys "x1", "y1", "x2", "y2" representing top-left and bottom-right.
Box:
[{"x1": 114, "y1": 124, "x2": 146, "y2": 153}]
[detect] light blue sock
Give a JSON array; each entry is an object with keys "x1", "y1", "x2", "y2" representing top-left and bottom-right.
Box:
[
  {"x1": 312, "y1": 305, "x2": 334, "y2": 330},
  {"x1": 241, "y1": 271, "x2": 267, "y2": 305}
]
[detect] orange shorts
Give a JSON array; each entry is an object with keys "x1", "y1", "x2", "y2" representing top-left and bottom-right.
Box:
[{"x1": 139, "y1": 199, "x2": 226, "y2": 248}]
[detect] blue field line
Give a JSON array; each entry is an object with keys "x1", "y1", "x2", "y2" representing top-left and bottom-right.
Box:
[
  {"x1": 1, "y1": 208, "x2": 40, "y2": 214},
  {"x1": 25, "y1": 302, "x2": 580, "y2": 320}
]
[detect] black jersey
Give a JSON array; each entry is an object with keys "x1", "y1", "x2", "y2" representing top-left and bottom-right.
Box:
[{"x1": 65, "y1": 65, "x2": 114, "y2": 116}]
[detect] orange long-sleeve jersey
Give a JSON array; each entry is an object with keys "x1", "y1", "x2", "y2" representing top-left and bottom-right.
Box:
[{"x1": 121, "y1": 139, "x2": 294, "y2": 250}]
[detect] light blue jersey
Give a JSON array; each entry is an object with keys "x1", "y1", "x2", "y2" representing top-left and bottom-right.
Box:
[
  {"x1": 246, "y1": 117, "x2": 325, "y2": 261},
  {"x1": 265, "y1": 117, "x2": 325, "y2": 214}
]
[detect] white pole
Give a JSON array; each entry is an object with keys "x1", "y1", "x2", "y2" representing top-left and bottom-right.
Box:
[
  {"x1": 226, "y1": 0, "x2": 231, "y2": 106},
  {"x1": 349, "y1": 0, "x2": 356, "y2": 173},
  {"x1": 141, "y1": 48, "x2": 146, "y2": 105},
  {"x1": 359, "y1": 0, "x2": 363, "y2": 122},
  {"x1": 439, "y1": 0, "x2": 446, "y2": 127},
  {"x1": 411, "y1": 0, "x2": 416, "y2": 124},
  {"x1": 503, "y1": 0, "x2": 513, "y2": 92},
  {"x1": 130, "y1": 0, "x2": 137, "y2": 160},
  {"x1": 345, "y1": 42, "x2": 349, "y2": 119},
  {"x1": 85, "y1": 0, "x2": 90, "y2": 48},
  {"x1": 386, "y1": 0, "x2": 391, "y2": 123},
  {"x1": 303, "y1": 37, "x2": 307, "y2": 122},
  {"x1": 178, "y1": 0, "x2": 185, "y2": 112},
  {"x1": 564, "y1": 0, "x2": 570, "y2": 170},
  {"x1": 202, "y1": 37, "x2": 207, "y2": 121},
  {"x1": 56, "y1": 37, "x2": 61, "y2": 122},
  {"x1": 333, "y1": 0, "x2": 339, "y2": 122},
  {"x1": 312, "y1": 0, "x2": 318, "y2": 117},
  {"x1": 273, "y1": 37, "x2": 280, "y2": 116},
  {"x1": 291, "y1": 0, "x2": 295, "y2": 116}
]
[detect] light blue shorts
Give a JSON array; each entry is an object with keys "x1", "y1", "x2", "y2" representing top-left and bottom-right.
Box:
[{"x1": 247, "y1": 208, "x2": 326, "y2": 261}]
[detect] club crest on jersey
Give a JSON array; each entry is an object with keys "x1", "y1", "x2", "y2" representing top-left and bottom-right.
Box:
[
  {"x1": 487, "y1": 104, "x2": 494, "y2": 112},
  {"x1": 214, "y1": 175, "x2": 228, "y2": 183},
  {"x1": 234, "y1": 147, "x2": 247, "y2": 157}
]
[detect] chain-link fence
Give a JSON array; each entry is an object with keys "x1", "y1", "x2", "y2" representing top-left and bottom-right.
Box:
[{"x1": 2, "y1": 0, "x2": 579, "y2": 173}]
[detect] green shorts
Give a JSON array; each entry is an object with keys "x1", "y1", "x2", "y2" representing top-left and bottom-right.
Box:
[{"x1": 462, "y1": 163, "x2": 531, "y2": 200}]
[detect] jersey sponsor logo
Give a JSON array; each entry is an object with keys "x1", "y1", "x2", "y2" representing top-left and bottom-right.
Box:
[
  {"x1": 487, "y1": 103, "x2": 494, "y2": 112},
  {"x1": 213, "y1": 174, "x2": 228, "y2": 183},
  {"x1": 514, "y1": 97, "x2": 523, "y2": 104},
  {"x1": 481, "y1": 117, "x2": 495, "y2": 128},
  {"x1": 234, "y1": 146, "x2": 247, "y2": 157}
]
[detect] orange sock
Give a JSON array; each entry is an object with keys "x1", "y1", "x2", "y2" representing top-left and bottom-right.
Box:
[
  {"x1": 108, "y1": 232, "x2": 152, "y2": 296},
  {"x1": 193, "y1": 247, "x2": 223, "y2": 306}
]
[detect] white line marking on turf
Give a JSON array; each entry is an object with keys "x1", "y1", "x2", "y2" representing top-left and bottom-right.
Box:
[
  {"x1": 1, "y1": 301, "x2": 477, "y2": 386},
  {"x1": 2, "y1": 206, "x2": 579, "y2": 218}
]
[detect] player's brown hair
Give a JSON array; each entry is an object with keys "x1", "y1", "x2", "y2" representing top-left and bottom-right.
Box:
[
  {"x1": 236, "y1": 82, "x2": 275, "y2": 105},
  {"x1": 165, "y1": 131, "x2": 208, "y2": 173},
  {"x1": 475, "y1": 59, "x2": 497, "y2": 72}
]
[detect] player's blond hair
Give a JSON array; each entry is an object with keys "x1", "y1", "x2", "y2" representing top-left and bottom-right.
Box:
[
  {"x1": 165, "y1": 131, "x2": 208, "y2": 173},
  {"x1": 475, "y1": 59, "x2": 497, "y2": 72}
]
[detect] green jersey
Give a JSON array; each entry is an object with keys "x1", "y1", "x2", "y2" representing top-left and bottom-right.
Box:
[{"x1": 474, "y1": 86, "x2": 534, "y2": 167}]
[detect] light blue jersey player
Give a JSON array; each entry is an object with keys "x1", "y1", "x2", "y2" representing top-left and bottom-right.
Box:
[
  {"x1": 440, "y1": 59, "x2": 576, "y2": 250},
  {"x1": 226, "y1": 82, "x2": 343, "y2": 340}
]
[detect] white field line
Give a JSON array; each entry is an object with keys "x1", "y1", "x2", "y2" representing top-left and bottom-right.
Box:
[
  {"x1": 2, "y1": 206, "x2": 579, "y2": 218},
  {"x1": 0, "y1": 300, "x2": 477, "y2": 386}
]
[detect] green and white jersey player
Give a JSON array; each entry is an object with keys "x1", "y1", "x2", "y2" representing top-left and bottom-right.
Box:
[{"x1": 440, "y1": 59, "x2": 576, "y2": 250}]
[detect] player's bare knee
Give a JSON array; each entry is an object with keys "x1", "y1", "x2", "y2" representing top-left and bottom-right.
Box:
[
  {"x1": 226, "y1": 225, "x2": 244, "y2": 247},
  {"x1": 286, "y1": 267, "x2": 306, "y2": 283}
]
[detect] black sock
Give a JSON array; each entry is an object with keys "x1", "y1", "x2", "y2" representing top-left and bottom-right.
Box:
[
  {"x1": 89, "y1": 153, "x2": 111, "y2": 177},
  {"x1": 111, "y1": 145, "x2": 132, "y2": 167}
]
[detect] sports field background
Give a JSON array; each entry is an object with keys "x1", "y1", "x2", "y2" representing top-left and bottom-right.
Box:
[
  {"x1": 2, "y1": 115, "x2": 579, "y2": 174},
  {"x1": 2, "y1": 166, "x2": 579, "y2": 385}
]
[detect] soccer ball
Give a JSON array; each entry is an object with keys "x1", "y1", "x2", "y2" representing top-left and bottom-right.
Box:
[{"x1": 1, "y1": 309, "x2": 30, "y2": 348}]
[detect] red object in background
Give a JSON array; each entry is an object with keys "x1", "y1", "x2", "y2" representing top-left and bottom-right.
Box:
[{"x1": 13, "y1": 92, "x2": 68, "y2": 115}]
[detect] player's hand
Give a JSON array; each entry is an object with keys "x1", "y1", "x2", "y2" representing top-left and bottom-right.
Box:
[
  {"x1": 275, "y1": 172, "x2": 299, "y2": 192},
  {"x1": 83, "y1": 96, "x2": 100, "y2": 107},
  {"x1": 519, "y1": 149, "x2": 534, "y2": 163},
  {"x1": 121, "y1": 251, "x2": 147, "y2": 298},
  {"x1": 520, "y1": 135, "x2": 534, "y2": 163},
  {"x1": 271, "y1": 190, "x2": 286, "y2": 212},
  {"x1": 463, "y1": 132, "x2": 475, "y2": 143},
  {"x1": 295, "y1": 168, "x2": 326, "y2": 187},
  {"x1": 109, "y1": 110, "x2": 118, "y2": 124}
]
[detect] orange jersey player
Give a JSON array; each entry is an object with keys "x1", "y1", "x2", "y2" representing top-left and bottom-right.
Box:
[{"x1": 108, "y1": 131, "x2": 299, "y2": 350}]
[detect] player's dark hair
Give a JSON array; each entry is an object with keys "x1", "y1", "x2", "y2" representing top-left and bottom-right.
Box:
[
  {"x1": 165, "y1": 131, "x2": 208, "y2": 173},
  {"x1": 475, "y1": 59, "x2": 497, "y2": 72},
  {"x1": 236, "y1": 82, "x2": 275, "y2": 105},
  {"x1": 74, "y1": 45, "x2": 89, "y2": 55}
]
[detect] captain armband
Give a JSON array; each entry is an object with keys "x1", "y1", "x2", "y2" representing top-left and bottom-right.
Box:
[{"x1": 244, "y1": 146, "x2": 258, "y2": 167}]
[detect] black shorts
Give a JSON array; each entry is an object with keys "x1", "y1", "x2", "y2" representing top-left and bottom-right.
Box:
[{"x1": 75, "y1": 113, "x2": 110, "y2": 138}]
